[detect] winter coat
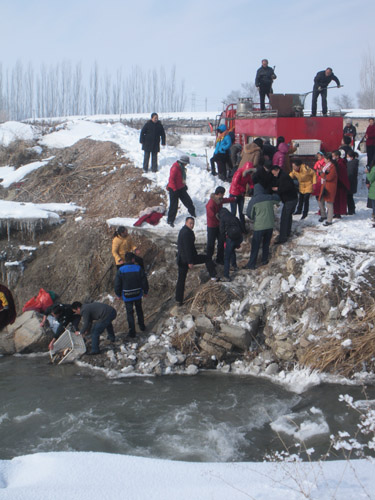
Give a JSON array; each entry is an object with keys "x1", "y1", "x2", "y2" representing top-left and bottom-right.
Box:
[
  {"x1": 239, "y1": 142, "x2": 261, "y2": 168},
  {"x1": 255, "y1": 66, "x2": 277, "y2": 88},
  {"x1": 333, "y1": 158, "x2": 350, "y2": 215},
  {"x1": 252, "y1": 165, "x2": 273, "y2": 193},
  {"x1": 44, "y1": 303, "x2": 80, "y2": 338},
  {"x1": 214, "y1": 133, "x2": 232, "y2": 155},
  {"x1": 115, "y1": 263, "x2": 149, "y2": 302},
  {"x1": 319, "y1": 162, "x2": 337, "y2": 203},
  {"x1": 289, "y1": 164, "x2": 317, "y2": 194},
  {"x1": 312, "y1": 158, "x2": 325, "y2": 197},
  {"x1": 177, "y1": 225, "x2": 197, "y2": 265},
  {"x1": 246, "y1": 184, "x2": 280, "y2": 231},
  {"x1": 366, "y1": 165, "x2": 375, "y2": 200},
  {"x1": 167, "y1": 161, "x2": 186, "y2": 192},
  {"x1": 347, "y1": 158, "x2": 359, "y2": 194},
  {"x1": 273, "y1": 170, "x2": 298, "y2": 203},
  {"x1": 79, "y1": 302, "x2": 117, "y2": 335},
  {"x1": 218, "y1": 208, "x2": 243, "y2": 243},
  {"x1": 343, "y1": 124, "x2": 356, "y2": 142},
  {"x1": 112, "y1": 234, "x2": 137, "y2": 266},
  {"x1": 365, "y1": 124, "x2": 375, "y2": 147},
  {"x1": 272, "y1": 142, "x2": 289, "y2": 169},
  {"x1": 139, "y1": 120, "x2": 166, "y2": 153},
  {"x1": 0, "y1": 284, "x2": 16, "y2": 331},
  {"x1": 206, "y1": 194, "x2": 235, "y2": 228},
  {"x1": 313, "y1": 70, "x2": 340, "y2": 90},
  {"x1": 229, "y1": 162, "x2": 254, "y2": 196}
]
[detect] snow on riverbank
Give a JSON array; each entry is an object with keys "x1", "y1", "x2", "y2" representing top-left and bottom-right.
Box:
[{"x1": 0, "y1": 451, "x2": 374, "y2": 500}]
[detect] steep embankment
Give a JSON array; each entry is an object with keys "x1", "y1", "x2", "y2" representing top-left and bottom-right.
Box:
[{"x1": 1, "y1": 117, "x2": 375, "y2": 382}]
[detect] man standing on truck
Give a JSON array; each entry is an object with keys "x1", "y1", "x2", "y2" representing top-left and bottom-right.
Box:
[
  {"x1": 311, "y1": 68, "x2": 341, "y2": 117},
  {"x1": 255, "y1": 59, "x2": 277, "y2": 111}
]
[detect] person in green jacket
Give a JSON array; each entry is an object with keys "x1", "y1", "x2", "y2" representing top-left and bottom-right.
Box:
[
  {"x1": 365, "y1": 163, "x2": 375, "y2": 224},
  {"x1": 244, "y1": 183, "x2": 280, "y2": 269}
]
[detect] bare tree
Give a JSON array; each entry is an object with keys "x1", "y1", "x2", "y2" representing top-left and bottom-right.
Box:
[
  {"x1": 357, "y1": 47, "x2": 375, "y2": 109},
  {"x1": 333, "y1": 94, "x2": 355, "y2": 109},
  {"x1": 223, "y1": 81, "x2": 258, "y2": 105}
]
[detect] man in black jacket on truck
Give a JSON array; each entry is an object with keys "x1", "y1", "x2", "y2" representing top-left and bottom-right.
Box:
[
  {"x1": 255, "y1": 59, "x2": 277, "y2": 111},
  {"x1": 311, "y1": 67, "x2": 341, "y2": 117}
]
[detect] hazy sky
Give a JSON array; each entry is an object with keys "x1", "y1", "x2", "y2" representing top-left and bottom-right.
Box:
[{"x1": 1, "y1": 0, "x2": 374, "y2": 112}]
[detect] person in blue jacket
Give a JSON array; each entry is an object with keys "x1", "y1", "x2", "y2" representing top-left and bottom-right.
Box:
[
  {"x1": 115, "y1": 252, "x2": 149, "y2": 338},
  {"x1": 210, "y1": 124, "x2": 233, "y2": 181}
]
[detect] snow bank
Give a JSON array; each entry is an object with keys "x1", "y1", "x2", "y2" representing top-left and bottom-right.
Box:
[
  {"x1": 0, "y1": 158, "x2": 54, "y2": 188},
  {"x1": 0, "y1": 451, "x2": 374, "y2": 500},
  {"x1": 0, "y1": 201, "x2": 83, "y2": 221},
  {"x1": 0, "y1": 121, "x2": 40, "y2": 147}
]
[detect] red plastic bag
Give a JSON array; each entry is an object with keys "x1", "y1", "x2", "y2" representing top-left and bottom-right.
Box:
[{"x1": 22, "y1": 288, "x2": 54, "y2": 313}]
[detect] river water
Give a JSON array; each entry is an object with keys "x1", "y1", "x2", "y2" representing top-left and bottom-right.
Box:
[{"x1": 1, "y1": 356, "x2": 374, "y2": 462}]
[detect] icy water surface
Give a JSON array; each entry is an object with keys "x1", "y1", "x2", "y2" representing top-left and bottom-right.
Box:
[{"x1": 0, "y1": 356, "x2": 374, "y2": 462}]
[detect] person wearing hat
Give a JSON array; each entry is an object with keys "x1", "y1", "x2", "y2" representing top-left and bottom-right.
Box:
[
  {"x1": 343, "y1": 119, "x2": 356, "y2": 147},
  {"x1": 166, "y1": 155, "x2": 196, "y2": 227},
  {"x1": 210, "y1": 124, "x2": 232, "y2": 181}
]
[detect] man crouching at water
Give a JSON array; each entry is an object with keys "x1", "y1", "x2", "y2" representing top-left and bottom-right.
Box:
[{"x1": 72, "y1": 301, "x2": 117, "y2": 355}]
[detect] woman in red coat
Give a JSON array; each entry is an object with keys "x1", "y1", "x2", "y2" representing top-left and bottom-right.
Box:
[
  {"x1": 332, "y1": 151, "x2": 350, "y2": 218},
  {"x1": 365, "y1": 118, "x2": 375, "y2": 167},
  {"x1": 318, "y1": 153, "x2": 338, "y2": 226},
  {"x1": 229, "y1": 162, "x2": 255, "y2": 229}
]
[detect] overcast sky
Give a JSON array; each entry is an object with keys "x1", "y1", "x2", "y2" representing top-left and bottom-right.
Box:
[{"x1": 1, "y1": 0, "x2": 374, "y2": 112}]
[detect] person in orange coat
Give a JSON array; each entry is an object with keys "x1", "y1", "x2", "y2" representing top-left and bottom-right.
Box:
[{"x1": 318, "y1": 153, "x2": 338, "y2": 226}]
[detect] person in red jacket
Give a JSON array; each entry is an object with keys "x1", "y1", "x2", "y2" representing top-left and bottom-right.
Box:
[
  {"x1": 332, "y1": 150, "x2": 350, "y2": 218},
  {"x1": 229, "y1": 161, "x2": 255, "y2": 230},
  {"x1": 365, "y1": 118, "x2": 375, "y2": 167},
  {"x1": 166, "y1": 155, "x2": 196, "y2": 227},
  {"x1": 206, "y1": 186, "x2": 235, "y2": 264}
]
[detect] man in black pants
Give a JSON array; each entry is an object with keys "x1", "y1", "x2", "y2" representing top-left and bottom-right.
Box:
[
  {"x1": 139, "y1": 112, "x2": 166, "y2": 172},
  {"x1": 115, "y1": 252, "x2": 149, "y2": 338},
  {"x1": 255, "y1": 59, "x2": 277, "y2": 111},
  {"x1": 166, "y1": 155, "x2": 196, "y2": 227},
  {"x1": 311, "y1": 68, "x2": 341, "y2": 116},
  {"x1": 271, "y1": 166, "x2": 298, "y2": 244},
  {"x1": 176, "y1": 217, "x2": 217, "y2": 305}
]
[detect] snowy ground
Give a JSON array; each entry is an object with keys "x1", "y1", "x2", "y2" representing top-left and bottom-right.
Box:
[
  {"x1": 0, "y1": 452, "x2": 374, "y2": 500},
  {"x1": 1, "y1": 116, "x2": 375, "y2": 499}
]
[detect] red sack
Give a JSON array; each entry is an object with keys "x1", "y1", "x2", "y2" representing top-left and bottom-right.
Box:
[{"x1": 22, "y1": 288, "x2": 54, "y2": 313}]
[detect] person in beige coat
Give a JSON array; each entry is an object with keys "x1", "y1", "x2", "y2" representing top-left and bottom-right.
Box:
[{"x1": 238, "y1": 139, "x2": 263, "y2": 169}]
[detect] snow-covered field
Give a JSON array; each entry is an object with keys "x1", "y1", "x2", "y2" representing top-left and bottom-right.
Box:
[
  {"x1": 1, "y1": 116, "x2": 375, "y2": 499},
  {"x1": 0, "y1": 451, "x2": 374, "y2": 500}
]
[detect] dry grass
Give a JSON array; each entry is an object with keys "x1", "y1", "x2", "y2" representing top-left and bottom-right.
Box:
[
  {"x1": 190, "y1": 282, "x2": 238, "y2": 314},
  {"x1": 171, "y1": 328, "x2": 198, "y2": 354},
  {"x1": 300, "y1": 303, "x2": 375, "y2": 377}
]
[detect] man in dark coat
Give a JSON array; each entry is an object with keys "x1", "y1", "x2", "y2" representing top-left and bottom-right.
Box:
[
  {"x1": 255, "y1": 59, "x2": 277, "y2": 111},
  {"x1": 139, "y1": 112, "x2": 166, "y2": 172},
  {"x1": 271, "y1": 166, "x2": 298, "y2": 244},
  {"x1": 346, "y1": 150, "x2": 359, "y2": 215},
  {"x1": 311, "y1": 68, "x2": 341, "y2": 117},
  {"x1": 72, "y1": 301, "x2": 117, "y2": 355},
  {"x1": 43, "y1": 303, "x2": 81, "y2": 351},
  {"x1": 176, "y1": 217, "x2": 217, "y2": 305},
  {"x1": 218, "y1": 208, "x2": 243, "y2": 281},
  {"x1": 115, "y1": 252, "x2": 149, "y2": 338}
]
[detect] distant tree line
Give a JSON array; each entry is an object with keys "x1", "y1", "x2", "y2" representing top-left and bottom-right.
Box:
[{"x1": 0, "y1": 61, "x2": 186, "y2": 121}]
